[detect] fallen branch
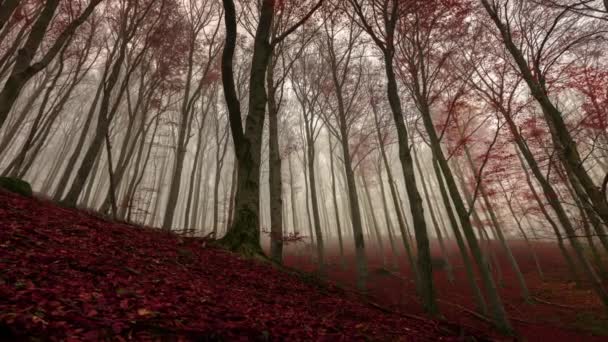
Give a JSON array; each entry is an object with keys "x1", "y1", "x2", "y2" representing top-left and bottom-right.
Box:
[{"x1": 532, "y1": 296, "x2": 582, "y2": 310}]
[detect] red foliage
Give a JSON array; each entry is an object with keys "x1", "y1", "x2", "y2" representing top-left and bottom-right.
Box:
[{"x1": 0, "y1": 190, "x2": 463, "y2": 341}]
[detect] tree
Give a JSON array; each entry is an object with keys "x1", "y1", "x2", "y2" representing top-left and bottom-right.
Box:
[
  {"x1": 218, "y1": 0, "x2": 322, "y2": 255},
  {"x1": 162, "y1": 0, "x2": 222, "y2": 230},
  {"x1": 349, "y1": 0, "x2": 438, "y2": 314},
  {"x1": 0, "y1": 0, "x2": 104, "y2": 131}
]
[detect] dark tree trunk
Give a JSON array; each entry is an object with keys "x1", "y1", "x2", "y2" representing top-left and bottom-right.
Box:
[
  {"x1": 383, "y1": 55, "x2": 437, "y2": 314},
  {"x1": 0, "y1": 0, "x2": 20, "y2": 31},
  {"x1": 267, "y1": 57, "x2": 284, "y2": 264},
  {"x1": 219, "y1": 0, "x2": 274, "y2": 256}
]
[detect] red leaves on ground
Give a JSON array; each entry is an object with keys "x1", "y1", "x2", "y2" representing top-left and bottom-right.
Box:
[{"x1": 0, "y1": 190, "x2": 463, "y2": 341}]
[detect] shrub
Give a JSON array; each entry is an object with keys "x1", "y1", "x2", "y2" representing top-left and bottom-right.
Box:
[{"x1": 0, "y1": 177, "x2": 33, "y2": 197}]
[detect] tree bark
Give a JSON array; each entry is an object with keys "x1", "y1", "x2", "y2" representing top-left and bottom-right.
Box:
[{"x1": 267, "y1": 55, "x2": 284, "y2": 264}]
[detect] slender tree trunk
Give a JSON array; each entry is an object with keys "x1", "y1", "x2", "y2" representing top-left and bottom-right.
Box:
[
  {"x1": 361, "y1": 173, "x2": 386, "y2": 267},
  {"x1": 418, "y1": 100, "x2": 511, "y2": 332},
  {"x1": 53, "y1": 81, "x2": 103, "y2": 201},
  {"x1": 463, "y1": 145, "x2": 530, "y2": 301},
  {"x1": 432, "y1": 157, "x2": 488, "y2": 314},
  {"x1": 498, "y1": 178, "x2": 545, "y2": 281},
  {"x1": 500, "y1": 106, "x2": 608, "y2": 307},
  {"x1": 287, "y1": 152, "x2": 299, "y2": 234},
  {"x1": 413, "y1": 148, "x2": 454, "y2": 282},
  {"x1": 383, "y1": 56, "x2": 437, "y2": 314},
  {"x1": 306, "y1": 131, "x2": 325, "y2": 272},
  {"x1": 62, "y1": 37, "x2": 132, "y2": 206},
  {"x1": 267, "y1": 60, "x2": 284, "y2": 264},
  {"x1": 9, "y1": 53, "x2": 65, "y2": 176},
  {"x1": 213, "y1": 130, "x2": 229, "y2": 236},
  {"x1": 0, "y1": 68, "x2": 54, "y2": 158},
  {"x1": 162, "y1": 118, "x2": 190, "y2": 230},
  {"x1": 377, "y1": 162, "x2": 399, "y2": 268},
  {"x1": 184, "y1": 128, "x2": 206, "y2": 231},
  {"x1": 373, "y1": 119, "x2": 417, "y2": 274},
  {"x1": 481, "y1": 0, "x2": 608, "y2": 238},
  {"x1": 328, "y1": 134, "x2": 345, "y2": 265},
  {"x1": 104, "y1": 132, "x2": 118, "y2": 219},
  {"x1": 302, "y1": 151, "x2": 315, "y2": 258}
]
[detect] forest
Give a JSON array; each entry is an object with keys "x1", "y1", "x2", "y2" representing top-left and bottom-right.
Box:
[{"x1": 1, "y1": 0, "x2": 608, "y2": 340}]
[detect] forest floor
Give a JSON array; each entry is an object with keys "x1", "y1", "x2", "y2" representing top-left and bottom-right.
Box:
[
  {"x1": 284, "y1": 237, "x2": 608, "y2": 341},
  {"x1": 0, "y1": 189, "x2": 485, "y2": 341}
]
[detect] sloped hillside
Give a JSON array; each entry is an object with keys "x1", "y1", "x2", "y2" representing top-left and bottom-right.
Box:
[{"x1": 0, "y1": 190, "x2": 475, "y2": 341}]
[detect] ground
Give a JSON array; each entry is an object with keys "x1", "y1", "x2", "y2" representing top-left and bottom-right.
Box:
[
  {"x1": 0, "y1": 190, "x2": 479, "y2": 341},
  {"x1": 284, "y1": 238, "x2": 608, "y2": 341}
]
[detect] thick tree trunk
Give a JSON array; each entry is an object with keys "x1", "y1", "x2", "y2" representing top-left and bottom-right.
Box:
[
  {"x1": 0, "y1": 0, "x2": 20, "y2": 31},
  {"x1": 0, "y1": 0, "x2": 60, "y2": 130},
  {"x1": 219, "y1": 0, "x2": 275, "y2": 256}
]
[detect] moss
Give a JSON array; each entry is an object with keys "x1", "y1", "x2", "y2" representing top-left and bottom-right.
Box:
[
  {"x1": 216, "y1": 207, "x2": 265, "y2": 259},
  {"x1": 0, "y1": 177, "x2": 32, "y2": 197}
]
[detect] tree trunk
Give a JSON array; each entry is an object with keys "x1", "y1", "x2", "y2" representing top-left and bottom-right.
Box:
[
  {"x1": 377, "y1": 162, "x2": 399, "y2": 269},
  {"x1": 267, "y1": 59, "x2": 284, "y2": 264},
  {"x1": 498, "y1": 178, "x2": 545, "y2": 281},
  {"x1": 413, "y1": 148, "x2": 454, "y2": 283},
  {"x1": 212, "y1": 129, "x2": 229, "y2": 236},
  {"x1": 463, "y1": 145, "x2": 530, "y2": 301},
  {"x1": 0, "y1": 0, "x2": 60, "y2": 130},
  {"x1": 500, "y1": 106, "x2": 608, "y2": 307},
  {"x1": 432, "y1": 157, "x2": 488, "y2": 314},
  {"x1": 62, "y1": 37, "x2": 131, "y2": 207},
  {"x1": 0, "y1": 0, "x2": 102, "y2": 130},
  {"x1": 218, "y1": 0, "x2": 276, "y2": 256},
  {"x1": 417, "y1": 99, "x2": 511, "y2": 332},
  {"x1": 383, "y1": 55, "x2": 437, "y2": 315},
  {"x1": 184, "y1": 125, "x2": 207, "y2": 232},
  {"x1": 0, "y1": 0, "x2": 20, "y2": 31},
  {"x1": 361, "y1": 173, "x2": 386, "y2": 267},
  {"x1": 328, "y1": 133, "x2": 345, "y2": 265},
  {"x1": 53, "y1": 80, "x2": 103, "y2": 201},
  {"x1": 481, "y1": 0, "x2": 608, "y2": 240},
  {"x1": 305, "y1": 129, "x2": 325, "y2": 272}
]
